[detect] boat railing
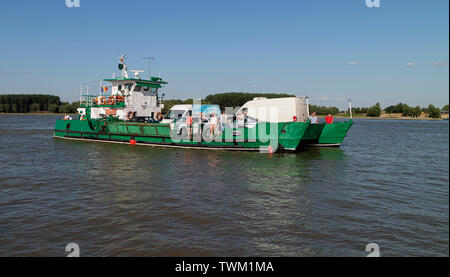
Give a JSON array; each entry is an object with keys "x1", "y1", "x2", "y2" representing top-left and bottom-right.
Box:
[{"x1": 79, "y1": 83, "x2": 125, "y2": 107}]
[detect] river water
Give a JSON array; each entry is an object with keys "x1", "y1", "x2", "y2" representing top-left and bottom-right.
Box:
[{"x1": 0, "y1": 115, "x2": 448, "y2": 256}]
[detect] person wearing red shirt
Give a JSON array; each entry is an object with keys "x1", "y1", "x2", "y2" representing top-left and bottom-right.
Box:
[
  {"x1": 185, "y1": 111, "x2": 193, "y2": 138},
  {"x1": 325, "y1": 114, "x2": 334, "y2": 124}
]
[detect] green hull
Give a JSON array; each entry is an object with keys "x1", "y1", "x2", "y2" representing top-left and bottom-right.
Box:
[
  {"x1": 299, "y1": 120, "x2": 353, "y2": 147},
  {"x1": 54, "y1": 119, "x2": 310, "y2": 152},
  {"x1": 54, "y1": 119, "x2": 352, "y2": 152}
]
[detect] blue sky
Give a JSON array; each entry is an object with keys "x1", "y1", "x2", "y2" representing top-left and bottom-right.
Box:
[{"x1": 0, "y1": 0, "x2": 448, "y2": 109}]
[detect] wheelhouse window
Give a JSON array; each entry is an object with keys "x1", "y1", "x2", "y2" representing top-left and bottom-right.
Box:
[
  {"x1": 125, "y1": 83, "x2": 133, "y2": 90},
  {"x1": 134, "y1": 86, "x2": 142, "y2": 92}
]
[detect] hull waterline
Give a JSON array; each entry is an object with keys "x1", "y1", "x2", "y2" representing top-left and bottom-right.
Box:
[{"x1": 54, "y1": 119, "x2": 311, "y2": 152}]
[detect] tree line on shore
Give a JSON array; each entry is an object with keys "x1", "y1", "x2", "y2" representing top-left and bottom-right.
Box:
[
  {"x1": 0, "y1": 94, "x2": 79, "y2": 114},
  {"x1": 383, "y1": 102, "x2": 443, "y2": 118},
  {"x1": 162, "y1": 92, "x2": 341, "y2": 115},
  {"x1": 0, "y1": 93, "x2": 447, "y2": 119},
  {"x1": 351, "y1": 102, "x2": 444, "y2": 118}
]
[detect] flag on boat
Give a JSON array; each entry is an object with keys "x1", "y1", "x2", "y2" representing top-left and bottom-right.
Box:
[{"x1": 101, "y1": 86, "x2": 108, "y2": 92}]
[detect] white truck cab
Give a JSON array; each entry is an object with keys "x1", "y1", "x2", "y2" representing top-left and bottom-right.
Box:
[
  {"x1": 161, "y1": 104, "x2": 222, "y2": 124},
  {"x1": 161, "y1": 104, "x2": 193, "y2": 123}
]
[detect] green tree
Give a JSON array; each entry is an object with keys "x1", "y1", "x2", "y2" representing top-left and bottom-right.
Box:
[
  {"x1": 352, "y1": 107, "x2": 369, "y2": 114},
  {"x1": 48, "y1": 104, "x2": 59, "y2": 113},
  {"x1": 203, "y1": 92, "x2": 295, "y2": 111},
  {"x1": 402, "y1": 106, "x2": 421, "y2": 118},
  {"x1": 70, "y1": 101, "x2": 80, "y2": 113},
  {"x1": 412, "y1": 106, "x2": 422, "y2": 118},
  {"x1": 59, "y1": 103, "x2": 71, "y2": 113},
  {"x1": 309, "y1": 105, "x2": 340, "y2": 115},
  {"x1": 367, "y1": 103, "x2": 382, "y2": 117},
  {"x1": 30, "y1": 103, "x2": 40, "y2": 112},
  {"x1": 428, "y1": 104, "x2": 441, "y2": 119},
  {"x1": 3, "y1": 104, "x2": 11, "y2": 113},
  {"x1": 11, "y1": 104, "x2": 18, "y2": 113},
  {"x1": 385, "y1": 102, "x2": 409, "y2": 114},
  {"x1": 0, "y1": 94, "x2": 61, "y2": 113},
  {"x1": 442, "y1": 104, "x2": 449, "y2": 111},
  {"x1": 402, "y1": 106, "x2": 413, "y2": 117}
]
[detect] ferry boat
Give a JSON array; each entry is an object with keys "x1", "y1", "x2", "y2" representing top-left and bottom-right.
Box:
[{"x1": 53, "y1": 55, "x2": 353, "y2": 153}]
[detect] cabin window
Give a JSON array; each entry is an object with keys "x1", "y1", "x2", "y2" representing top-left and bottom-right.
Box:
[
  {"x1": 118, "y1": 85, "x2": 122, "y2": 91},
  {"x1": 164, "y1": 110, "x2": 185, "y2": 120},
  {"x1": 143, "y1": 86, "x2": 150, "y2": 92},
  {"x1": 134, "y1": 86, "x2": 142, "y2": 92},
  {"x1": 125, "y1": 83, "x2": 133, "y2": 90}
]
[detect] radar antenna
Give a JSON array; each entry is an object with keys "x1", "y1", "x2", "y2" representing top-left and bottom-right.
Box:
[{"x1": 130, "y1": 70, "x2": 144, "y2": 79}]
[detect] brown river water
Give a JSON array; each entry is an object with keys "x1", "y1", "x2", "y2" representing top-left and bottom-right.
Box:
[{"x1": 0, "y1": 115, "x2": 448, "y2": 256}]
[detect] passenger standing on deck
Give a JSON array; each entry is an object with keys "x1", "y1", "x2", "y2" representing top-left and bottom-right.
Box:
[
  {"x1": 325, "y1": 113, "x2": 334, "y2": 124},
  {"x1": 237, "y1": 111, "x2": 245, "y2": 126},
  {"x1": 220, "y1": 111, "x2": 228, "y2": 131},
  {"x1": 186, "y1": 111, "x2": 193, "y2": 138},
  {"x1": 64, "y1": 113, "x2": 72, "y2": 120},
  {"x1": 309, "y1": 112, "x2": 318, "y2": 124},
  {"x1": 210, "y1": 113, "x2": 218, "y2": 137}
]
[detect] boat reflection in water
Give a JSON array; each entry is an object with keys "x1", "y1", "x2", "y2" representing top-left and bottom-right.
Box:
[{"x1": 58, "y1": 137, "x2": 350, "y2": 255}]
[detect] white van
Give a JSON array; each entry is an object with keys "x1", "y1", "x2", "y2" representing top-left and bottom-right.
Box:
[
  {"x1": 238, "y1": 97, "x2": 308, "y2": 123},
  {"x1": 161, "y1": 104, "x2": 222, "y2": 124},
  {"x1": 161, "y1": 104, "x2": 192, "y2": 123}
]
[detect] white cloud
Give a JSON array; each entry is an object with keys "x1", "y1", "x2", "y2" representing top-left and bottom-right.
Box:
[
  {"x1": 432, "y1": 61, "x2": 449, "y2": 67},
  {"x1": 346, "y1": 61, "x2": 358, "y2": 65},
  {"x1": 406, "y1": 62, "x2": 416, "y2": 67}
]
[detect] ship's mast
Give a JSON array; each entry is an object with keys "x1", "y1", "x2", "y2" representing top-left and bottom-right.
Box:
[{"x1": 119, "y1": 54, "x2": 129, "y2": 78}]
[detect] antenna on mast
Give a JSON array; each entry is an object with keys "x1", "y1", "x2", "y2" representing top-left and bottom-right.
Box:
[
  {"x1": 130, "y1": 70, "x2": 144, "y2": 79},
  {"x1": 142, "y1": 56, "x2": 155, "y2": 79}
]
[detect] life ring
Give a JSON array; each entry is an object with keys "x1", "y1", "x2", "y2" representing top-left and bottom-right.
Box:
[
  {"x1": 107, "y1": 96, "x2": 115, "y2": 105},
  {"x1": 115, "y1": 95, "x2": 124, "y2": 103},
  {"x1": 96, "y1": 96, "x2": 106, "y2": 105},
  {"x1": 127, "y1": 111, "x2": 134, "y2": 120},
  {"x1": 155, "y1": 112, "x2": 162, "y2": 121}
]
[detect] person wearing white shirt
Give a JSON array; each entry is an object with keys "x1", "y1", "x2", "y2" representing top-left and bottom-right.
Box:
[
  {"x1": 236, "y1": 111, "x2": 245, "y2": 126},
  {"x1": 220, "y1": 111, "x2": 229, "y2": 131},
  {"x1": 210, "y1": 113, "x2": 218, "y2": 137},
  {"x1": 308, "y1": 112, "x2": 319, "y2": 124}
]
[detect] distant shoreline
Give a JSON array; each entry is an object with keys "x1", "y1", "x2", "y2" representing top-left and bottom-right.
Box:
[
  {"x1": 0, "y1": 112, "x2": 65, "y2": 116},
  {"x1": 334, "y1": 114, "x2": 447, "y2": 121},
  {"x1": 1, "y1": 112, "x2": 447, "y2": 121},
  {"x1": 332, "y1": 115, "x2": 445, "y2": 121}
]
